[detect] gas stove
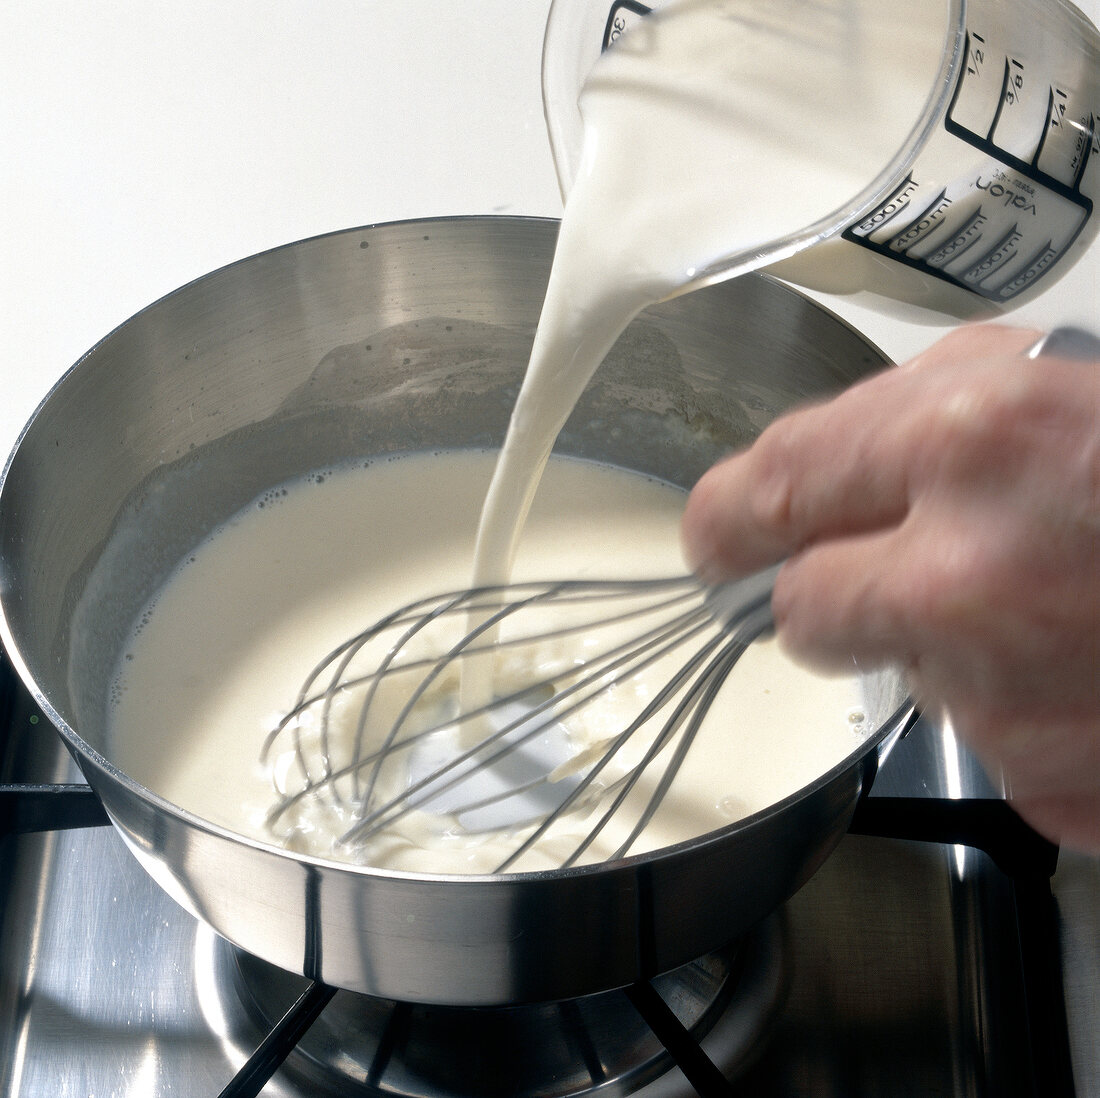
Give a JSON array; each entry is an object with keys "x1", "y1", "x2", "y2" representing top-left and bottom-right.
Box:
[
  {"x1": 3, "y1": 3, "x2": 1098, "y2": 1094},
  {"x1": 2, "y1": 646, "x2": 1097, "y2": 1097}
]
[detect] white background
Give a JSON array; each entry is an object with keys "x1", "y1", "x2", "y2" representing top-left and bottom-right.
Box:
[{"x1": 2, "y1": 0, "x2": 1097, "y2": 458}]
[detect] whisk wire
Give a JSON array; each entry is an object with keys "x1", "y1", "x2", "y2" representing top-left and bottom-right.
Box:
[
  {"x1": 337, "y1": 596, "x2": 718, "y2": 846},
  {"x1": 260, "y1": 589, "x2": 474, "y2": 800},
  {"x1": 355, "y1": 584, "x2": 569, "y2": 814},
  {"x1": 496, "y1": 628, "x2": 731, "y2": 872},
  {"x1": 262, "y1": 570, "x2": 778, "y2": 871},
  {"x1": 606, "y1": 626, "x2": 758, "y2": 862}
]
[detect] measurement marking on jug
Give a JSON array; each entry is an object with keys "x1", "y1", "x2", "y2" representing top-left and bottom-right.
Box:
[
  {"x1": 1033, "y1": 86, "x2": 1069, "y2": 169},
  {"x1": 602, "y1": 0, "x2": 652, "y2": 51},
  {"x1": 995, "y1": 239, "x2": 1058, "y2": 298},
  {"x1": 925, "y1": 209, "x2": 990, "y2": 268},
  {"x1": 966, "y1": 31, "x2": 986, "y2": 79},
  {"x1": 975, "y1": 175, "x2": 1036, "y2": 213},
  {"x1": 997, "y1": 57, "x2": 1026, "y2": 117},
  {"x1": 850, "y1": 174, "x2": 919, "y2": 237},
  {"x1": 941, "y1": 113, "x2": 1094, "y2": 207},
  {"x1": 945, "y1": 35, "x2": 1092, "y2": 208},
  {"x1": 888, "y1": 189, "x2": 953, "y2": 252},
  {"x1": 839, "y1": 26, "x2": 1094, "y2": 305},
  {"x1": 928, "y1": 211, "x2": 990, "y2": 269},
  {"x1": 1070, "y1": 112, "x2": 1097, "y2": 189},
  {"x1": 961, "y1": 224, "x2": 1023, "y2": 284}
]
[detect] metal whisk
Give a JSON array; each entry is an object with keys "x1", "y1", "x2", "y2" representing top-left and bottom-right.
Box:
[{"x1": 262, "y1": 564, "x2": 779, "y2": 873}]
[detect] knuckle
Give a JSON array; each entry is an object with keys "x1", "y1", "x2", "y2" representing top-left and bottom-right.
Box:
[
  {"x1": 926, "y1": 382, "x2": 1015, "y2": 469},
  {"x1": 923, "y1": 363, "x2": 1076, "y2": 481},
  {"x1": 745, "y1": 424, "x2": 801, "y2": 541}
]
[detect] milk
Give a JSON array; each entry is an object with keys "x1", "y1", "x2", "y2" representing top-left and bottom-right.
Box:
[
  {"x1": 473, "y1": 0, "x2": 948, "y2": 588},
  {"x1": 107, "y1": 453, "x2": 869, "y2": 873}
]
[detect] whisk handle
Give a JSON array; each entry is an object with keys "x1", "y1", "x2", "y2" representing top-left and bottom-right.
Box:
[{"x1": 704, "y1": 562, "x2": 781, "y2": 634}]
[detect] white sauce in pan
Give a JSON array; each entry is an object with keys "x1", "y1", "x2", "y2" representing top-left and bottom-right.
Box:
[{"x1": 107, "y1": 453, "x2": 870, "y2": 873}]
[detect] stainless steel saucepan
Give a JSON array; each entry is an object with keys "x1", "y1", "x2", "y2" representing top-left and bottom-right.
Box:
[{"x1": 0, "y1": 217, "x2": 912, "y2": 1005}]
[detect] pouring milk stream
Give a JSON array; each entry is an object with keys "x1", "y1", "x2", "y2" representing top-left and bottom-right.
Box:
[
  {"x1": 460, "y1": 0, "x2": 951, "y2": 732},
  {"x1": 474, "y1": 0, "x2": 1099, "y2": 598},
  {"x1": 474, "y1": 0, "x2": 940, "y2": 596}
]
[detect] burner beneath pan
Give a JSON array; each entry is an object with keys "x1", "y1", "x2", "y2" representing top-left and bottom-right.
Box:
[{"x1": 198, "y1": 915, "x2": 787, "y2": 1097}]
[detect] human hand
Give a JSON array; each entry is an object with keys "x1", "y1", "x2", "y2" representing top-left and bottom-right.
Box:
[{"x1": 682, "y1": 324, "x2": 1100, "y2": 852}]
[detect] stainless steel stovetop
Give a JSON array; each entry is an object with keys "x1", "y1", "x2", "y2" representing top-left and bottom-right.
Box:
[{"x1": 2, "y1": 647, "x2": 1097, "y2": 1097}]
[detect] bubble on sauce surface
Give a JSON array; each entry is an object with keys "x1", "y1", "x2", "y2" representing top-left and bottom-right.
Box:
[
  {"x1": 718, "y1": 794, "x2": 750, "y2": 820},
  {"x1": 255, "y1": 486, "x2": 291, "y2": 510}
]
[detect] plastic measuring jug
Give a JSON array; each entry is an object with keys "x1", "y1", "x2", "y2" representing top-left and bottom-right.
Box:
[{"x1": 542, "y1": 0, "x2": 1099, "y2": 320}]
